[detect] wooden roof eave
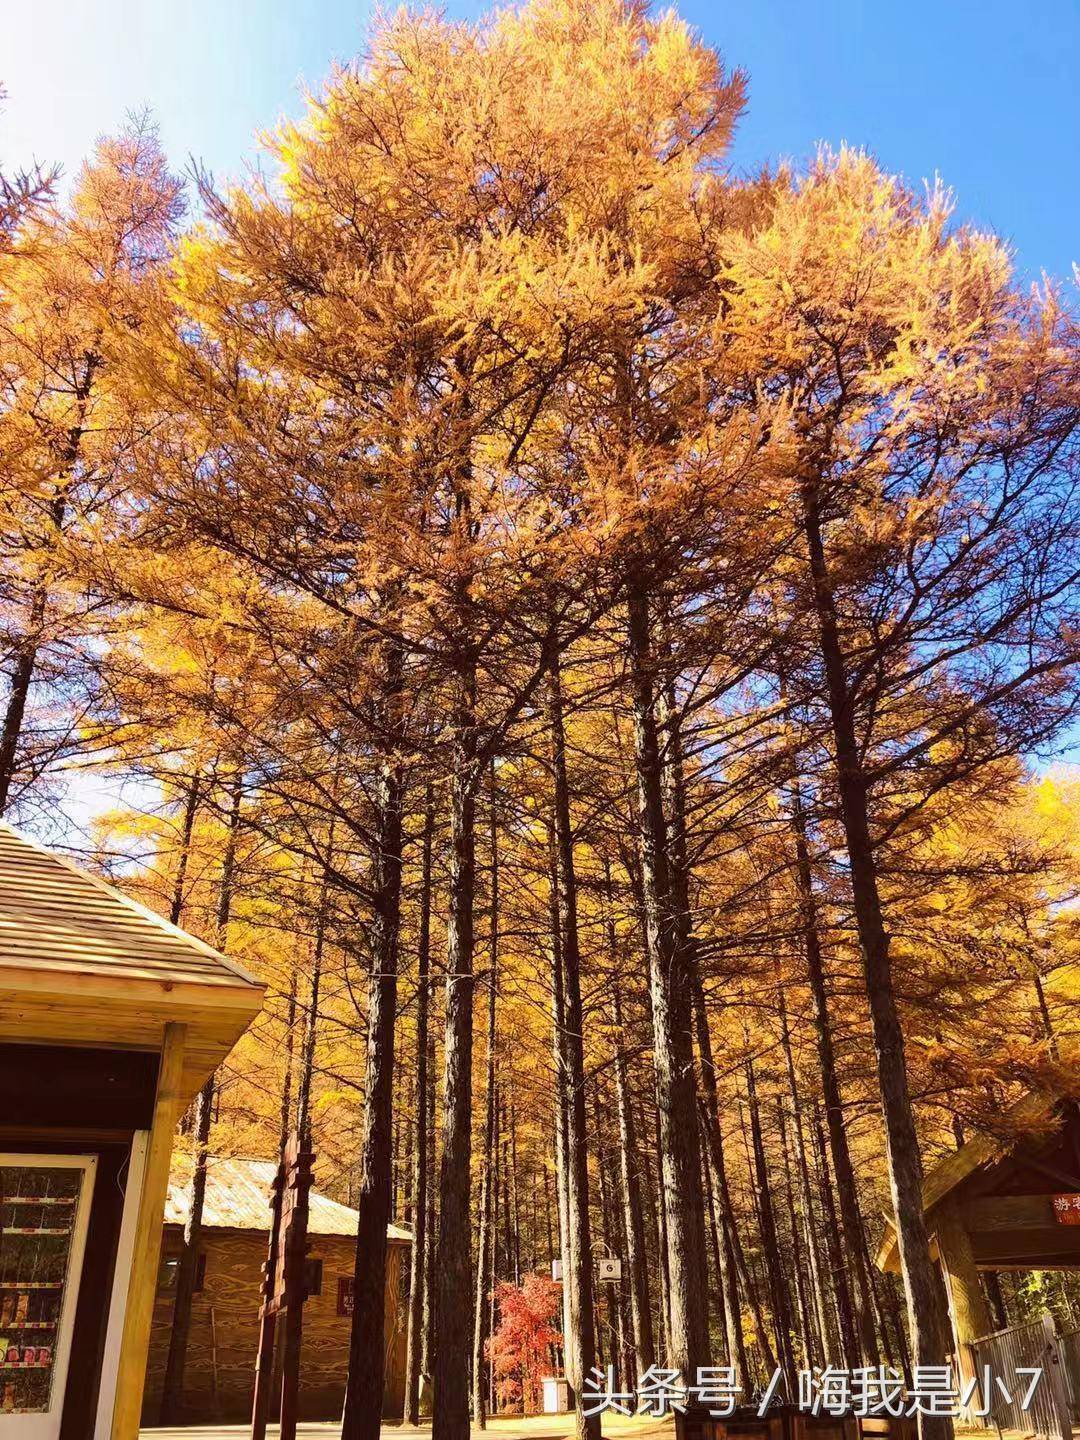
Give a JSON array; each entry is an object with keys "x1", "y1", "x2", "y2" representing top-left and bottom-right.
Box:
[
  {"x1": 875, "y1": 1094, "x2": 1061, "y2": 1274},
  {"x1": 0, "y1": 960, "x2": 265, "y2": 1106}
]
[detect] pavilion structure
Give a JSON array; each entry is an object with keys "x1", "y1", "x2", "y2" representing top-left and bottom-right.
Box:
[{"x1": 877, "y1": 1093, "x2": 1080, "y2": 1436}]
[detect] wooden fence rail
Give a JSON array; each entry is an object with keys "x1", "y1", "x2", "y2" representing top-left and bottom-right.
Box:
[{"x1": 970, "y1": 1313, "x2": 1073, "y2": 1440}]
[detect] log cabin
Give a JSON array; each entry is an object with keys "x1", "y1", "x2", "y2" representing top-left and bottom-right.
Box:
[
  {"x1": 141, "y1": 1154, "x2": 412, "y2": 1424},
  {"x1": 0, "y1": 821, "x2": 264, "y2": 1440}
]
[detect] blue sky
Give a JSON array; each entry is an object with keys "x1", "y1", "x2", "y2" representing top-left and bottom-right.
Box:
[
  {"x1": 3, "y1": 0, "x2": 1078, "y2": 284},
  {"x1": 3, "y1": 0, "x2": 1078, "y2": 837}
]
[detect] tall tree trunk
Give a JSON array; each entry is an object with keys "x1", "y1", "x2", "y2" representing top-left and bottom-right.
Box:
[
  {"x1": 789, "y1": 788, "x2": 877, "y2": 1365},
  {"x1": 653, "y1": 1107, "x2": 672, "y2": 1360},
  {"x1": 809, "y1": 1099, "x2": 854, "y2": 1360},
  {"x1": 0, "y1": 586, "x2": 45, "y2": 815},
  {"x1": 279, "y1": 974, "x2": 297, "y2": 1157},
  {"x1": 624, "y1": 582, "x2": 711, "y2": 1381},
  {"x1": 0, "y1": 464, "x2": 77, "y2": 815},
  {"x1": 592, "y1": 1085, "x2": 624, "y2": 1393},
  {"x1": 611, "y1": 991, "x2": 656, "y2": 1385},
  {"x1": 744, "y1": 1049, "x2": 797, "y2": 1393},
  {"x1": 776, "y1": 972, "x2": 832, "y2": 1361},
  {"x1": 776, "y1": 1095, "x2": 817, "y2": 1365},
  {"x1": 548, "y1": 649, "x2": 601, "y2": 1439},
  {"x1": 489, "y1": 1093, "x2": 501, "y2": 1417},
  {"x1": 169, "y1": 770, "x2": 202, "y2": 925},
  {"x1": 509, "y1": 1103, "x2": 522, "y2": 1286},
  {"x1": 659, "y1": 669, "x2": 719, "y2": 1360},
  {"x1": 159, "y1": 772, "x2": 242, "y2": 1423},
  {"x1": 472, "y1": 773, "x2": 499, "y2": 1428},
  {"x1": 295, "y1": 881, "x2": 327, "y2": 1149},
  {"x1": 421, "y1": 967, "x2": 438, "y2": 1398},
  {"x1": 342, "y1": 644, "x2": 406, "y2": 1439},
  {"x1": 984, "y1": 1272, "x2": 1008, "y2": 1331},
  {"x1": 405, "y1": 788, "x2": 435, "y2": 1425},
  {"x1": 802, "y1": 483, "x2": 949, "y2": 1440},
  {"x1": 432, "y1": 664, "x2": 478, "y2": 1440},
  {"x1": 550, "y1": 831, "x2": 577, "y2": 1392},
  {"x1": 689, "y1": 968, "x2": 750, "y2": 1385}
]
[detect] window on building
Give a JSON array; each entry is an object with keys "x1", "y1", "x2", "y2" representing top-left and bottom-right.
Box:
[
  {"x1": 157, "y1": 1251, "x2": 207, "y2": 1293},
  {"x1": 304, "y1": 1257, "x2": 323, "y2": 1298}
]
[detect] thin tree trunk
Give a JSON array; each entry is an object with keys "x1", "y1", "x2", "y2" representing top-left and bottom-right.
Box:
[
  {"x1": 777, "y1": 1094, "x2": 816, "y2": 1366},
  {"x1": 159, "y1": 772, "x2": 242, "y2": 1423},
  {"x1": 549, "y1": 648, "x2": 601, "y2": 1440},
  {"x1": 984, "y1": 1272, "x2": 1008, "y2": 1331},
  {"x1": 432, "y1": 663, "x2": 478, "y2": 1440},
  {"x1": 700, "y1": 1124, "x2": 727, "y2": 1351},
  {"x1": 472, "y1": 773, "x2": 499, "y2": 1429},
  {"x1": 279, "y1": 974, "x2": 298, "y2": 1158},
  {"x1": 744, "y1": 1049, "x2": 797, "y2": 1392},
  {"x1": 776, "y1": 973, "x2": 832, "y2": 1361},
  {"x1": 543, "y1": 1152, "x2": 554, "y2": 1280},
  {"x1": 625, "y1": 582, "x2": 711, "y2": 1382},
  {"x1": 789, "y1": 788, "x2": 877, "y2": 1364},
  {"x1": 405, "y1": 787, "x2": 435, "y2": 1425},
  {"x1": 295, "y1": 879, "x2": 327, "y2": 1150},
  {"x1": 550, "y1": 830, "x2": 577, "y2": 1394},
  {"x1": 342, "y1": 643, "x2": 406, "y2": 1439},
  {"x1": 0, "y1": 468, "x2": 77, "y2": 814},
  {"x1": 509, "y1": 1103, "x2": 522, "y2": 1286},
  {"x1": 592, "y1": 1085, "x2": 623, "y2": 1393},
  {"x1": 421, "y1": 970, "x2": 437, "y2": 1398},
  {"x1": 689, "y1": 968, "x2": 750, "y2": 1386},
  {"x1": 802, "y1": 482, "x2": 950, "y2": 1440},
  {"x1": 659, "y1": 668, "x2": 718, "y2": 1365},
  {"x1": 611, "y1": 991, "x2": 656, "y2": 1385},
  {"x1": 809, "y1": 1099, "x2": 853, "y2": 1359},
  {"x1": 169, "y1": 771, "x2": 201, "y2": 926},
  {"x1": 0, "y1": 587, "x2": 45, "y2": 814}
]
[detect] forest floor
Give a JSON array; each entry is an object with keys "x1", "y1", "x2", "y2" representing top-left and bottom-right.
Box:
[{"x1": 140, "y1": 1416, "x2": 675, "y2": 1439}]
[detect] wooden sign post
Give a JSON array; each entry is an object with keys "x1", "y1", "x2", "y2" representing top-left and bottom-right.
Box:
[{"x1": 250, "y1": 1132, "x2": 314, "y2": 1440}]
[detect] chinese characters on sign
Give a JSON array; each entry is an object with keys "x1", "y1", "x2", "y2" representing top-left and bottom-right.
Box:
[
  {"x1": 1052, "y1": 1193, "x2": 1080, "y2": 1225},
  {"x1": 580, "y1": 1364, "x2": 1045, "y2": 1419}
]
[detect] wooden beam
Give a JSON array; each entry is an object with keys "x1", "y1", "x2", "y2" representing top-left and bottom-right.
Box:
[
  {"x1": 962, "y1": 1194, "x2": 1057, "y2": 1232},
  {"x1": 0, "y1": 975, "x2": 261, "y2": 1107},
  {"x1": 1013, "y1": 1151, "x2": 1080, "y2": 1193},
  {"x1": 110, "y1": 1021, "x2": 186, "y2": 1440},
  {"x1": 934, "y1": 1202, "x2": 993, "y2": 1409}
]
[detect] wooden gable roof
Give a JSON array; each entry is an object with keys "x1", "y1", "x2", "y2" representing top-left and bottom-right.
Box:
[
  {"x1": 876, "y1": 1093, "x2": 1070, "y2": 1273},
  {"x1": 0, "y1": 821, "x2": 256, "y2": 987},
  {"x1": 165, "y1": 1155, "x2": 412, "y2": 1242},
  {"x1": 0, "y1": 822, "x2": 264, "y2": 1104}
]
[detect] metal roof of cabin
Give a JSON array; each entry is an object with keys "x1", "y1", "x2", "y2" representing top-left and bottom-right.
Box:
[
  {"x1": 0, "y1": 821, "x2": 259, "y2": 989},
  {"x1": 165, "y1": 1155, "x2": 412, "y2": 1243}
]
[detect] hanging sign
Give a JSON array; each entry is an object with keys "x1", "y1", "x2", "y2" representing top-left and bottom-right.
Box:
[{"x1": 1052, "y1": 1193, "x2": 1080, "y2": 1224}]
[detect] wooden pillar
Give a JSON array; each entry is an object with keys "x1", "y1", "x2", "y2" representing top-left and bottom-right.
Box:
[
  {"x1": 111, "y1": 1022, "x2": 187, "y2": 1440},
  {"x1": 933, "y1": 1203, "x2": 992, "y2": 1399}
]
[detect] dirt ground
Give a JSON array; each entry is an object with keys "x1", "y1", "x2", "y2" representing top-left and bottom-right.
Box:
[{"x1": 140, "y1": 1414, "x2": 676, "y2": 1440}]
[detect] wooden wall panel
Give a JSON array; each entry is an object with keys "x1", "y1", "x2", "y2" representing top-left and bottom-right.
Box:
[{"x1": 142, "y1": 1228, "x2": 409, "y2": 1423}]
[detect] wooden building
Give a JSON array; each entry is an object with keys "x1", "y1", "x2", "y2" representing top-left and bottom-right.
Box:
[
  {"x1": 142, "y1": 1154, "x2": 412, "y2": 1424},
  {"x1": 0, "y1": 821, "x2": 264, "y2": 1440},
  {"x1": 877, "y1": 1095, "x2": 1080, "y2": 1389}
]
